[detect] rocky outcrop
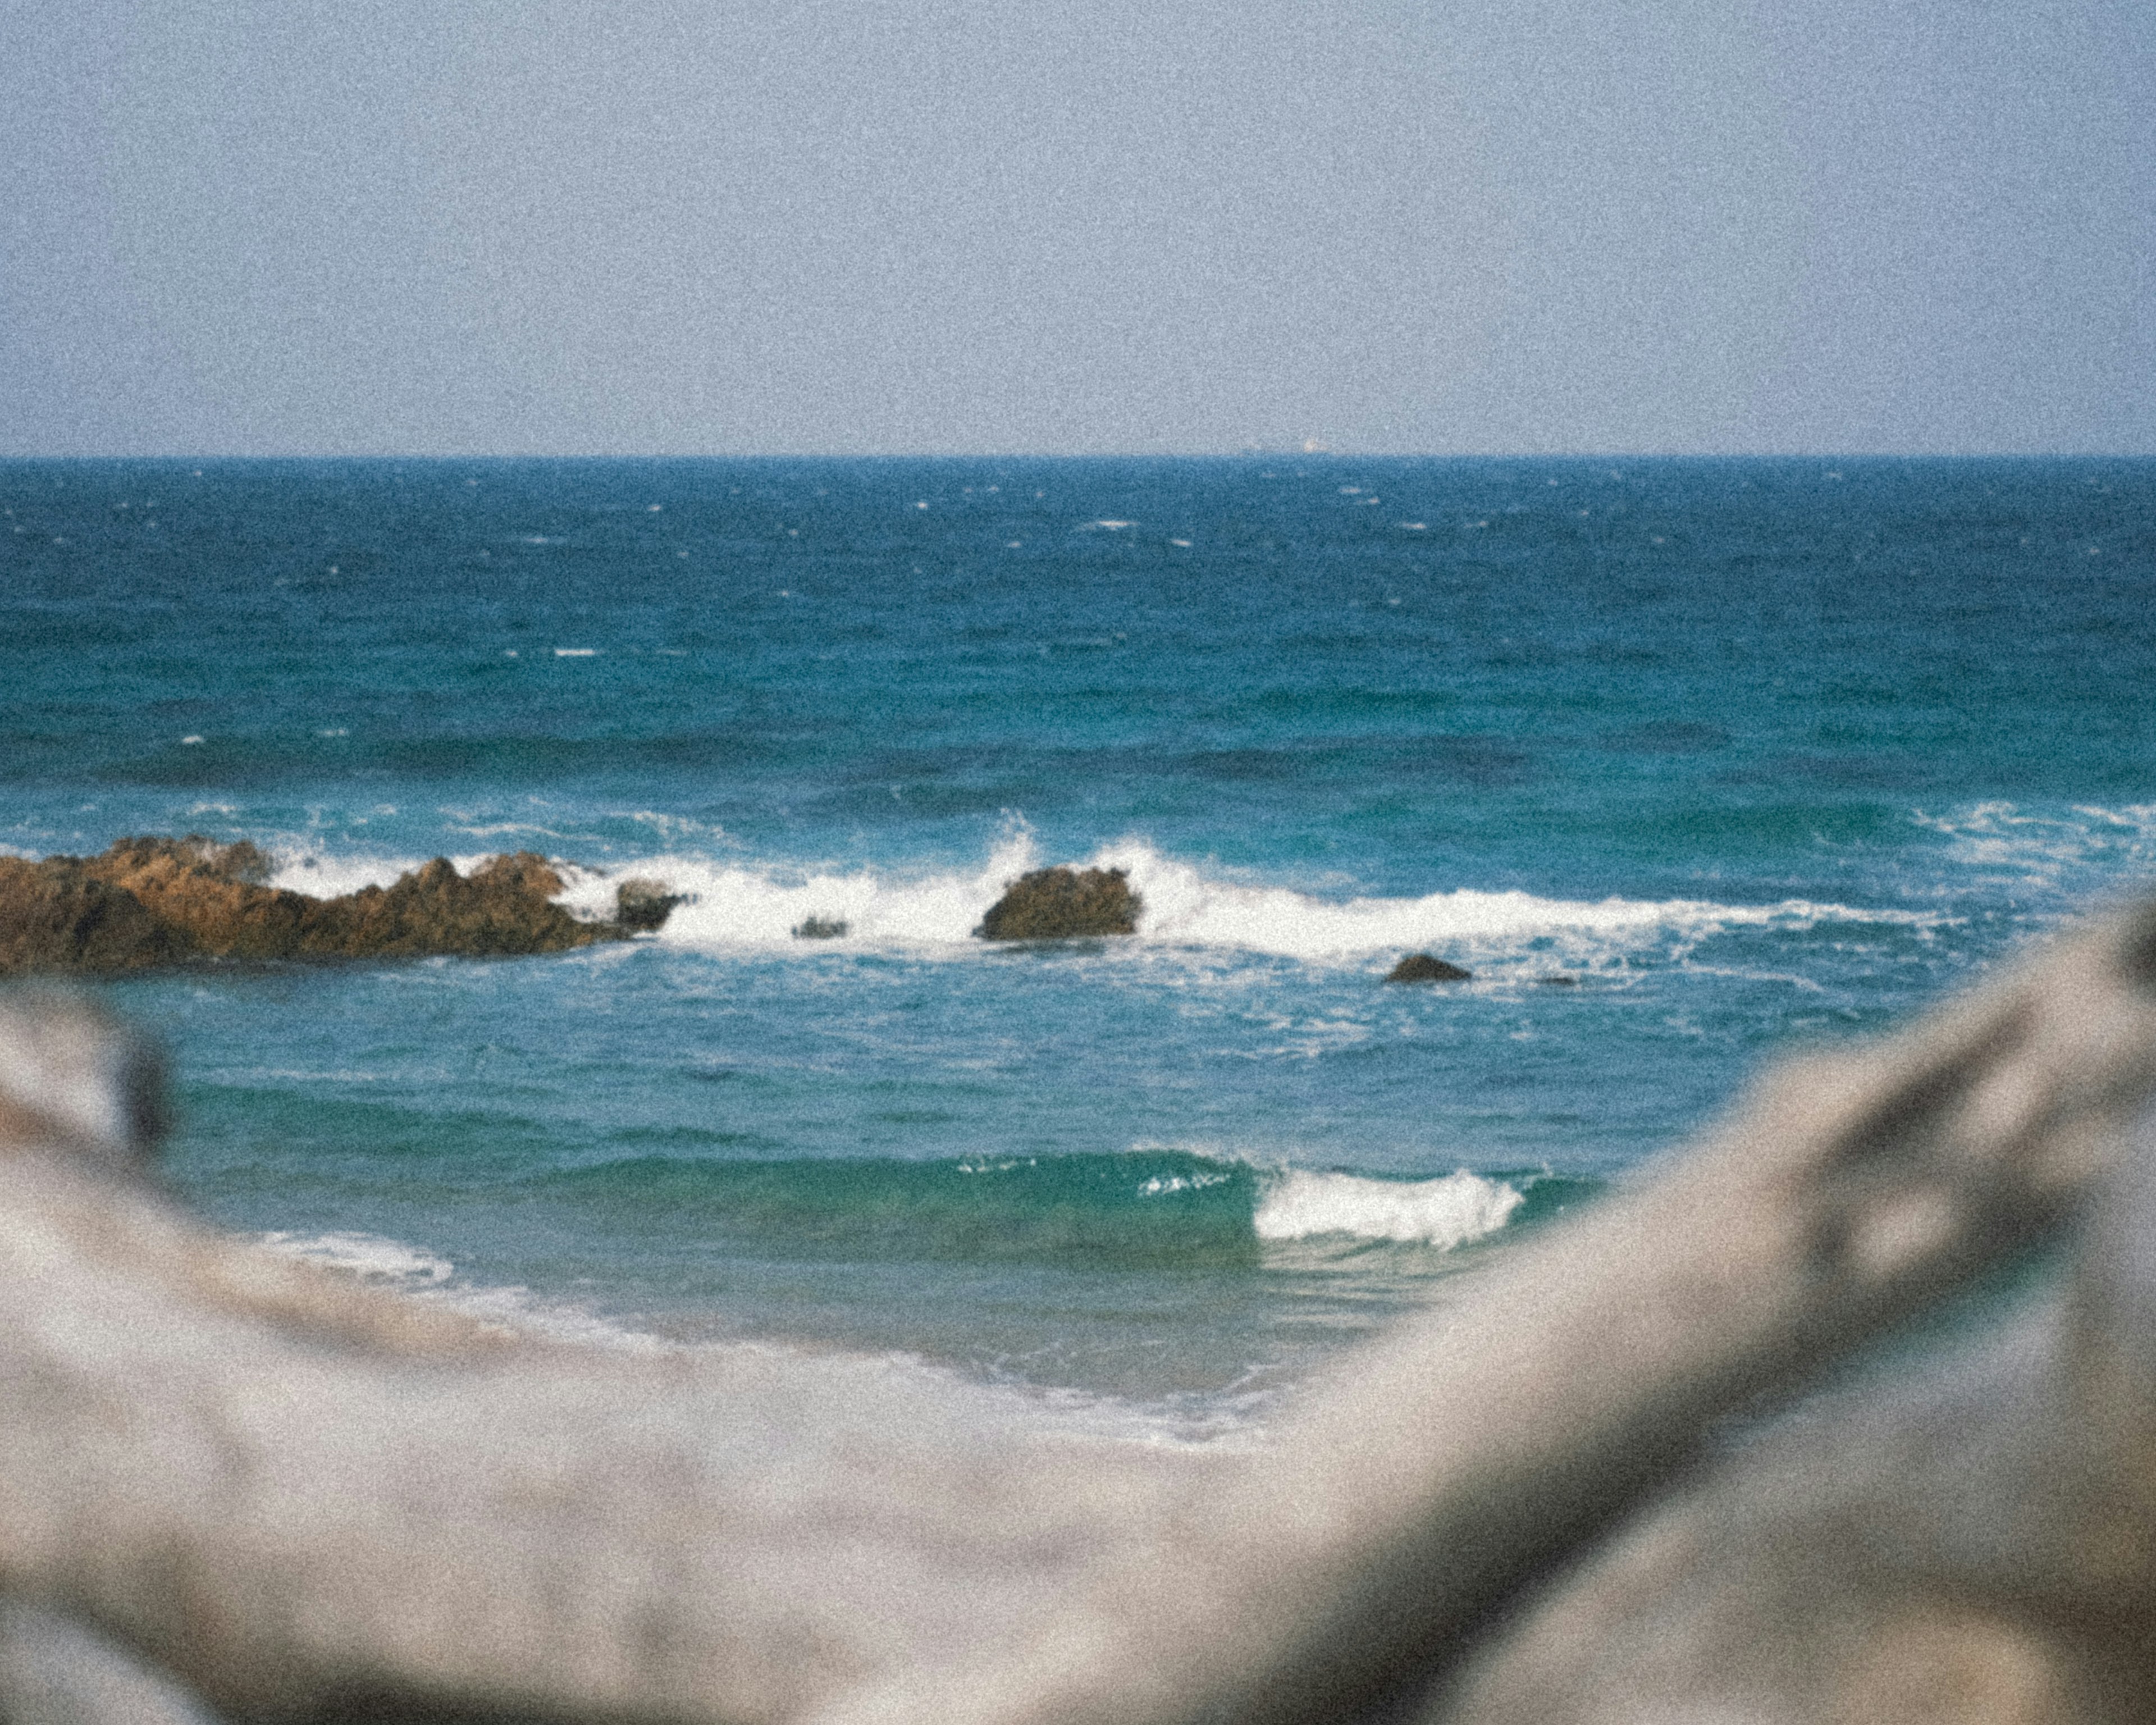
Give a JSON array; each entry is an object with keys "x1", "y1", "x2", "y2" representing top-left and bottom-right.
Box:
[
  {"x1": 974, "y1": 866, "x2": 1142, "y2": 940},
  {"x1": 0, "y1": 859, "x2": 193, "y2": 974},
  {"x1": 792, "y1": 916, "x2": 849, "y2": 940},
  {"x1": 615, "y1": 879, "x2": 688, "y2": 932},
  {"x1": 1387, "y1": 953, "x2": 1473, "y2": 982},
  {"x1": 0, "y1": 837, "x2": 656, "y2": 974}
]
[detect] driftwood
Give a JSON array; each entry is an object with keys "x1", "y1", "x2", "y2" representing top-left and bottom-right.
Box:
[{"x1": 2, "y1": 900, "x2": 2155, "y2": 1723}]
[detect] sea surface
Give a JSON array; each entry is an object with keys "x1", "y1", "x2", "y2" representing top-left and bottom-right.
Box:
[{"x1": 3, "y1": 456, "x2": 2152, "y2": 1440}]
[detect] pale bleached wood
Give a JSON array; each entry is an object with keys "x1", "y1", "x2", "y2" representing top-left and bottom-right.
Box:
[
  {"x1": 1429, "y1": 1103, "x2": 2156, "y2": 1725},
  {"x1": 825, "y1": 900, "x2": 2156, "y2": 1725},
  {"x1": 0, "y1": 1599, "x2": 220, "y2": 1725},
  {"x1": 0, "y1": 903, "x2": 2151, "y2": 1725}
]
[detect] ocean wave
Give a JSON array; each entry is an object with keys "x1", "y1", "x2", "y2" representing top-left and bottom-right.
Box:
[
  {"x1": 53, "y1": 819, "x2": 1953, "y2": 974},
  {"x1": 1253, "y1": 1168, "x2": 1524, "y2": 1247},
  {"x1": 540, "y1": 832, "x2": 1938, "y2": 965},
  {"x1": 507, "y1": 1148, "x2": 1583, "y2": 1270}
]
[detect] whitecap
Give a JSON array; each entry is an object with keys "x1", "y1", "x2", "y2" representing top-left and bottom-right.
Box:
[{"x1": 1254, "y1": 1169, "x2": 1523, "y2": 1248}]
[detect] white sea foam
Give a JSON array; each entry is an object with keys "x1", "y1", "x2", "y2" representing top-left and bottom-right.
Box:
[
  {"x1": 1253, "y1": 1169, "x2": 1524, "y2": 1248},
  {"x1": 1914, "y1": 801, "x2": 2156, "y2": 895},
  {"x1": 256, "y1": 827, "x2": 1939, "y2": 966},
  {"x1": 1091, "y1": 839, "x2": 1928, "y2": 960},
  {"x1": 263, "y1": 846, "x2": 553, "y2": 898},
  {"x1": 259, "y1": 1230, "x2": 453, "y2": 1284},
  {"x1": 555, "y1": 828, "x2": 1044, "y2": 950},
  {"x1": 257, "y1": 1230, "x2": 669, "y2": 1350},
  {"x1": 263, "y1": 850, "x2": 442, "y2": 896}
]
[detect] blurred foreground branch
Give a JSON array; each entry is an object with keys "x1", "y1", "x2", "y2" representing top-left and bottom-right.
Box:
[{"x1": 4, "y1": 902, "x2": 2156, "y2": 1724}]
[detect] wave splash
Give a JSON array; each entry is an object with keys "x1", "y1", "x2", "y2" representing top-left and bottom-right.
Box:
[
  {"x1": 296, "y1": 828, "x2": 1930, "y2": 966},
  {"x1": 262, "y1": 1154, "x2": 1552, "y2": 1290},
  {"x1": 1254, "y1": 1169, "x2": 1525, "y2": 1248}
]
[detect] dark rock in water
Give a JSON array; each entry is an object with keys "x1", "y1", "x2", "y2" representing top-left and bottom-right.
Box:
[
  {"x1": 975, "y1": 867, "x2": 1141, "y2": 940},
  {"x1": 615, "y1": 879, "x2": 687, "y2": 932},
  {"x1": 0, "y1": 836, "x2": 633, "y2": 974},
  {"x1": 1538, "y1": 974, "x2": 1581, "y2": 987},
  {"x1": 1386, "y1": 953, "x2": 1474, "y2": 983},
  {"x1": 791, "y1": 916, "x2": 849, "y2": 940}
]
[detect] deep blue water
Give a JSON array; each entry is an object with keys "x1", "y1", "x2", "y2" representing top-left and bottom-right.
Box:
[{"x1": 4, "y1": 456, "x2": 2152, "y2": 1426}]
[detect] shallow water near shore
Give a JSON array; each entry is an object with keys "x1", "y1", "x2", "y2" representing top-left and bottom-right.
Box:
[{"x1": 4, "y1": 455, "x2": 2153, "y2": 1435}]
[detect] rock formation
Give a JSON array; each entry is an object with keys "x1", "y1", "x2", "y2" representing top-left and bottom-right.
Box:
[
  {"x1": 1386, "y1": 953, "x2": 1474, "y2": 982},
  {"x1": 975, "y1": 866, "x2": 1141, "y2": 940},
  {"x1": 0, "y1": 837, "x2": 664, "y2": 973},
  {"x1": 792, "y1": 916, "x2": 849, "y2": 940}
]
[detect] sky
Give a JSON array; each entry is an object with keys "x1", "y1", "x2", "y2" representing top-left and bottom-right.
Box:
[{"x1": 4, "y1": 0, "x2": 2151, "y2": 457}]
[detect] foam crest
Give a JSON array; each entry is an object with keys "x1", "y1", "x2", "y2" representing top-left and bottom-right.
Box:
[
  {"x1": 254, "y1": 829, "x2": 1927, "y2": 964},
  {"x1": 562, "y1": 829, "x2": 1043, "y2": 950},
  {"x1": 1253, "y1": 1169, "x2": 1524, "y2": 1248},
  {"x1": 1915, "y1": 801, "x2": 2156, "y2": 893},
  {"x1": 1093, "y1": 839, "x2": 1923, "y2": 960}
]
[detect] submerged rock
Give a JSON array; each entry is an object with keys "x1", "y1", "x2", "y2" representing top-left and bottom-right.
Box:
[
  {"x1": 974, "y1": 867, "x2": 1141, "y2": 941},
  {"x1": 0, "y1": 836, "x2": 642, "y2": 974},
  {"x1": 1386, "y1": 952, "x2": 1474, "y2": 983},
  {"x1": 791, "y1": 916, "x2": 849, "y2": 940},
  {"x1": 1538, "y1": 974, "x2": 1581, "y2": 987},
  {"x1": 615, "y1": 879, "x2": 688, "y2": 933}
]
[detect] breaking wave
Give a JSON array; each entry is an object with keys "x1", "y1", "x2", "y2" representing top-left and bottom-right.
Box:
[
  {"x1": 1253, "y1": 1168, "x2": 1526, "y2": 1248},
  {"x1": 485, "y1": 1148, "x2": 1589, "y2": 1270},
  {"x1": 310, "y1": 828, "x2": 1944, "y2": 968}
]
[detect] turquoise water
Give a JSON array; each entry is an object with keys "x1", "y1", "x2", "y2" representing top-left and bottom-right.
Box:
[{"x1": 4, "y1": 457, "x2": 2152, "y2": 1429}]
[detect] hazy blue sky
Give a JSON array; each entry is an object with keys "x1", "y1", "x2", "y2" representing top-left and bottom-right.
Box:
[{"x1": 6, "y1": 1, "x2": 2150, "y2": 455}]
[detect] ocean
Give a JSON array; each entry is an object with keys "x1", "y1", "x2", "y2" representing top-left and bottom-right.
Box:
[{"x1": 3, "y1": 455, "x2": 2152, "y2": 1441}]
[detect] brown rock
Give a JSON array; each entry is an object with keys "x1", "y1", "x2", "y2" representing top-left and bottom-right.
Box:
[
  {"x1": 974, "y1": 867, "x2": 1141, "y2": 940},
  {"x1": 80, "y1": 836, "x2": 309, "y2": 960},
  {"x1": 0, "y1": 857, "x2": 192, "y2": 973},
  {"x1": 293, "y1": 854, "x2": 609, "y2": 959},
  {"x1": 0, "y1": 838, "x2": 630, "y2": 974},
  {"x1": 1386, "y1": 952, "x2": 1473, "y2": 983}
]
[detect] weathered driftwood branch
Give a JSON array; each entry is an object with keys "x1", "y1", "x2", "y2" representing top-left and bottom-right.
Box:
[
  {"x1": 835, "y1": 898, "x2": 2156, "y2": 1725},
  {"x1": 1433, "y1": 1125, "x2": 2156, "y2": 1723},
  {"x1": 1, "y1": 900, "x2": 2154, "y2": 1724}
]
